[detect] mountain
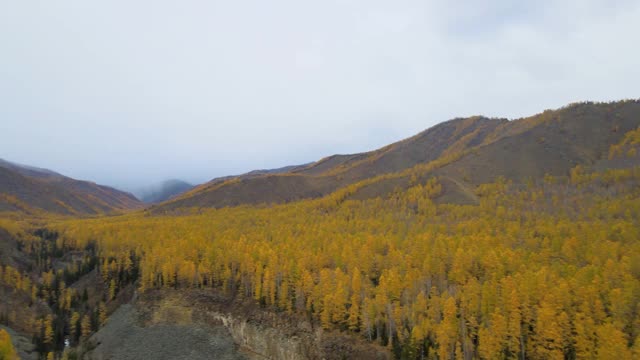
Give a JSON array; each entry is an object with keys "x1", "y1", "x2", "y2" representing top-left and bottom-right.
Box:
[
  {"x1": 202, "y1": 162, "x2": 313, "y2": 188},
  {"x1": 0, "y1": 159, "x2": 143, "y2": 215},
  {"x1": 139, "y1": 179, "x2": 194, "y2": 203},
  {"x1": 155, "y1": 100, "x2": 640, "y2": 212},
  {"x1": 157, "y1": 116, "x2": 507, "y2": 210}
]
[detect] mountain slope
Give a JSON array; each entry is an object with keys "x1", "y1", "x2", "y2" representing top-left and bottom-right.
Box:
[
  {"x1": 155, "y1": 100, "x2": 640, "y2": 212},
  {"x1": 435, "y1": 100, "x2": 640, "y2": 183},
  {"x1": 295, "y1": 115, "x2": 507, "y2": 179},
  {"x1": 346, "y1": 100, "x2": 640, "y2": 204},
  {"x1": 0, "y1": 159, "x2": 142, "y2": 215},
  {"x1": 154, "y1": 116, "x2": 506, "y2": 211}
]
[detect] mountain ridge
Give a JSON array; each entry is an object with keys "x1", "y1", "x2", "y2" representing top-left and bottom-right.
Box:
[
  {"x1": 0, "y1": 158, "x2": 143, "y2": 215},
  {"x1": 3, "y1": 99, "x2": 639, "y2": 214},
  {"x1": 154, "y1": 99, "x2": 640, "y2": 212}
]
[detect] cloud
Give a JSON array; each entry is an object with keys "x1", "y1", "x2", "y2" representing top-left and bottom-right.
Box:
[{"x1": 0, "y1": 0, "x2": 638, "y2": 190}]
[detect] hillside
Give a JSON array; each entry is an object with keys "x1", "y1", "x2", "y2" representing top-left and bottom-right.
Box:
[
  {"x1": 0, "y1": 159, "x2": 143, "y2": 215},
  {"x1": 156, "y1": 100, "x2": 640, "y2": 212}
]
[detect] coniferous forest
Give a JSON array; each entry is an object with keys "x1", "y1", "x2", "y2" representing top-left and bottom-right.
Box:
[
  {"x1": 1, "y1": 104, "x2": 639, "y2": 359},
  {"x1": 4, "y1": 0, "x2": 640, "y2": 358}
]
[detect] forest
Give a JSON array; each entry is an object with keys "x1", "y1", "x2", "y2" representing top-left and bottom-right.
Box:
[
  {"x1": 1, "y1": 134, "x2": 639, "y2": 359},
  {"x1": 0, "y1": 123, "x2": 638, "y2": 360}
]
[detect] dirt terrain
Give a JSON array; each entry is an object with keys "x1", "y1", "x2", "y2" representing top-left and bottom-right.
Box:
[
  {"x1": 85, "y1": 290, "x2": 391, "y2": 360},
  {"x1": 85, "y1": 303, "x2": 246, "y2": 360}
]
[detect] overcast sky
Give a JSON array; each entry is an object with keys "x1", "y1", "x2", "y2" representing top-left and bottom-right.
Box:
[{"x1": 1, "y1": 0, "x2": 639, "y2": 193}]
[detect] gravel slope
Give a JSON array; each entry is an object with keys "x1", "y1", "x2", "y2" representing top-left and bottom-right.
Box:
[{"x1": 87, "y1": 304, "x2": 246, "y2": 360}]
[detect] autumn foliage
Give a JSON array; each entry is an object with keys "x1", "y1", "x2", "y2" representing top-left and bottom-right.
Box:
[
  {"x1": 2, "y1": 127, "x2": 640, "y2": 359},
  {"x1": 0, "y1": 329, "x2": 17, "y2": 360},
  {"x1": 32, "y1": 163, "x2": 639, "y2": 359}
]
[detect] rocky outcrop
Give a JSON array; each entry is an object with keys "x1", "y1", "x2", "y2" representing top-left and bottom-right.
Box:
[
  {"x1": 209, "y1": 312, "x2": 317, "y2": 360},
  {"x1": 86, "y1": 290, "x2": 391, "y2": 360},
  {"x1": 187, "y1": 291, "x2": 392, "y2": 360},
  {"x1": 85, "y1": 304, "x2": 246, "y2": 360}
]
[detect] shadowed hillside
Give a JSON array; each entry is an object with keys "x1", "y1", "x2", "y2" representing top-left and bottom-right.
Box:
[
  {"x1": 155, "y1": 100, "x2": 640, "y2": 212},
  {"x1": 139, "y1": 179, "x2": 194, "y2": 204},
  {"x1": 0, "y1": 159, "x2": 142, "y2": 215}
]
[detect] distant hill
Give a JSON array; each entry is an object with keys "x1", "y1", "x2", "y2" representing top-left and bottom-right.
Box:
[
  {"x1": 139, "y1": 179, "x2": 194, "y2": 203},
  {"x1": 155, "y1": 100, "x2": 640, "y2": 212},
  {"x1": 204, "y1": 162, "x2": 314, "y2": 187},
  {"x1": 0, "y1": 159, "x2": 142, "y2": 215}
]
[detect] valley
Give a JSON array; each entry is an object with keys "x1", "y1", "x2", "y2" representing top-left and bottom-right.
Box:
[{"x1": 1, "y1": 100, "x2": 640, "y2": 359}]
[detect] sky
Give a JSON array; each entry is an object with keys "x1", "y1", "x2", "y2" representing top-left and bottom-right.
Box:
[{"x1": 1, "y1": 0, "x2": 639, "y2": 193}]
